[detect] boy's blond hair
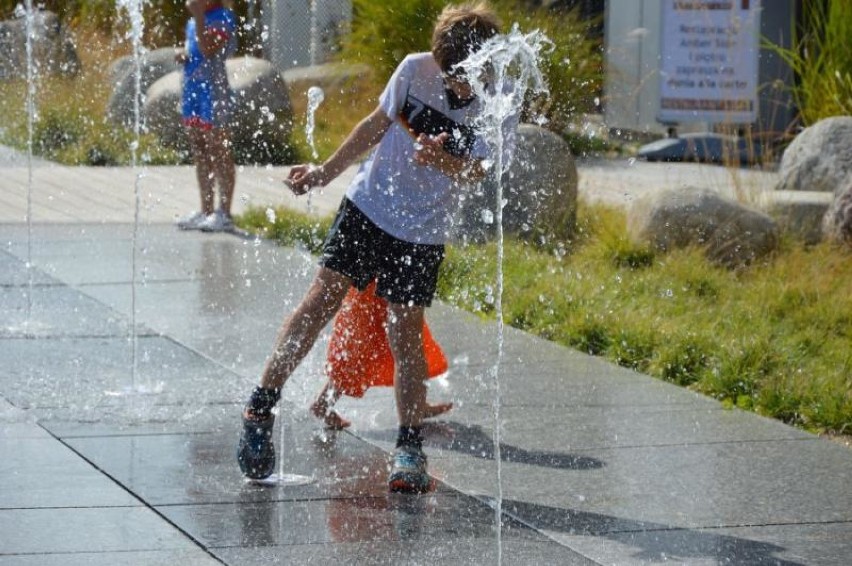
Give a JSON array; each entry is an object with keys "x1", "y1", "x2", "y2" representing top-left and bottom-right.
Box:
[{"x1": 431, "y1": 2, "x2": 501, "y2": 74}]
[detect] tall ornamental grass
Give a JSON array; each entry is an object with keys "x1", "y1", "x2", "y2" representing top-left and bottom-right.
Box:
[{"x1": 765, "y1": 0, "x2": 852, "y2": 125}]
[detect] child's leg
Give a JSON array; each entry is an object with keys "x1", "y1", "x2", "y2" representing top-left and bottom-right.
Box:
[
  {"x1": 258, "y1": 267, "x2": 351, "y2": 394},
  {"x1": 188, "y1": 127, "x2": 216, "y2": 215},
  {"x1": 209, "y1": 127, "x2": 235, "y2": 215},
  {"x1": 386, "y1": 303, "x2": 428, "y2": 430},
  {"x1": 310, "y1": 380, "x2": 351, "y2": 430}
]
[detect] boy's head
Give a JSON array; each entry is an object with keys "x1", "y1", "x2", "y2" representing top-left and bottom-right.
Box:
[{"x1": 431, "y1": 2, "x2": 501, "y2": 78}]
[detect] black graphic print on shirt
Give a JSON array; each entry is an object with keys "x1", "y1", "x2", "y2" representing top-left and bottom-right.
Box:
[{"x1": 399, "y1": 94, "x2": 476, "y2": 158}]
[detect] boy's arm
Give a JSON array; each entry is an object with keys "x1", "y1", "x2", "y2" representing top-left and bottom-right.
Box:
[
  {"x1": 288, "y1": 106, "x2": 392, "y2": 194},
  {"x1": 186, "y1": 0, "x2": 229, "y2": 58},
  {"x1": 413, "y1": 133, "x2": 487, "y2": 184}
]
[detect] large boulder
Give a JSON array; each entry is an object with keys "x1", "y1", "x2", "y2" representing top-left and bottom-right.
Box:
[
  {"x1": 628, "y1": 187, "x2": 779, "y2": 268},
  {"x1": 452, "y1": 124, "x2": 578, "y2": 243},
  {"x1": 0, "y1": 10, "x2": 80, "y2": 80},
  {"x1": 822, "y1": 178, "x2": 852, "y2": 245},
  {"x1": 776, "y1": 117, "x2": 852, "y2": 193},
  {"x1": 144, "y1": 57, "x2": 293, "y2": 161},
  {"x1": 107, "y1": 47, "x2": 182, "y2": 127},
  {"x1": 762, "y1": 190, "x2": 832, "y2": 245}
]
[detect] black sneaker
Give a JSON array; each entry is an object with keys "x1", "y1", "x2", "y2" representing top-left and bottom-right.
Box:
[
  {"x1": 388, "y1": 445, "x2": 431, "y2": 493},
  {"x1": 237, "y1": 413, "x2": 275, "y2": 479}
]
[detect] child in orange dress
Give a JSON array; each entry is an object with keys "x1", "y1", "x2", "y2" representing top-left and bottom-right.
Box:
[{"x1": 310, "y1": 281, "x2": 453, "y2": 429}]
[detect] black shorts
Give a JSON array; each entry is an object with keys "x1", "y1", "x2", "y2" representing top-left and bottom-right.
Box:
[{"x1": 320, "y1": 198, "x2": 444, "y2": 307}]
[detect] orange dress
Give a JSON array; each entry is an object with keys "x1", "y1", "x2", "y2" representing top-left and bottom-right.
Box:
[{"x1": 325, "y1": 281, "x2": 448, "y2": 398}]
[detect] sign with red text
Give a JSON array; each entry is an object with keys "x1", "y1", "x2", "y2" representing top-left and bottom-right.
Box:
[{"x1": 658, "y1": 0, "x2": 760, "y2": 124}]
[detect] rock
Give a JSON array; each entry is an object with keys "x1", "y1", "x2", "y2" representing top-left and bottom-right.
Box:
[
  {"x1": 0, "y1": 10, "x2": 80, "y2": 80},
  {"x1": 452, "y1": 124, "x2": 578, "y2": 244},
  {"x1": 142, "y1": 71, "x2": 184, "y2": 148},
  {"x1": 776, "y1": 116, "x2": 852, "y2": 193},
  {"x1": 281, "y1": 62, "x2": 371, "y2": 85},
  {"x1": 628, "y1": 187, "x2": 779, "y2": 268},
  {"x1": 107, "y1": 47, "x2": 182, "y2": 127},
  {"x1": 143, "y1": 56, "x2": 293, "y2": 162},
  {"x1": 822, "y1": 178, "x2": 852, "y2": 245},
  {"x1": 762, "y1": 191, "x2": 832, "y2": 245},
  {"x1": 227, "y1": 56, "x2": 293, "y2": 157}
]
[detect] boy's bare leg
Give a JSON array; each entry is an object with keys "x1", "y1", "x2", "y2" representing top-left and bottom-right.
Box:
[
  {"x1": 189, "y1": 128, "x2": 215, "y2": 215},
  {"x1": 310, "y1": 381, "x2": 351, "y2": 430},
  {"x1": 387, "y1": 303, "x2": 428, "y2": 429},
  {"x1": 257, "y1": 267, "x2": 351, "y2": 394}
]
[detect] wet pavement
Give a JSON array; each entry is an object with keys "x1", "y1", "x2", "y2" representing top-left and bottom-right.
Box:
[{"x1": 1, "y1": 159, "x2": 851, "y2": 565}]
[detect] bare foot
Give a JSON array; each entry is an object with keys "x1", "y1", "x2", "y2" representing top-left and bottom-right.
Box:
[
  {"x1": 322, "y1": 410, "x2": 351, "y2": 430},
  {"x1": 423, "y1": 402, "x2": 453, "y2": 420},
  {"x1": 311, "y1": 401, "x2": 351, "y2": 430}
]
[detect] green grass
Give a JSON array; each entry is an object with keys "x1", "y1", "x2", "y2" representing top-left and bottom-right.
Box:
[{"x1": 236, "y1": 202, "x2": 852, "y2": 436}]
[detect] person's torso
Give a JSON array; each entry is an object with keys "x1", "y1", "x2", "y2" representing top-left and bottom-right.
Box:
[
  {"x1": 184, "y1": 7, "x2": 236, "y2": 93},
  {"x1": 347, "y1": 52, "x2": 484, "y2": 245}
]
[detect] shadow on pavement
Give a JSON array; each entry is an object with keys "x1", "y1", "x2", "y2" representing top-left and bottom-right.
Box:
[
  {"x1": 503, "y1": 499, "x2": 804, "y2": 566},
  {"x1": 364, "y1": 420, "x2": 605, "y2": 470}
]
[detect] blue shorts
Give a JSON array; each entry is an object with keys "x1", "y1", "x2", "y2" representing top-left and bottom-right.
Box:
[
  {"x1": 182, "y1": 80, "x2": 230, "y2": 130},
  {"x1": 320, "y1": 199, "x2": 444, "y2": 307}
]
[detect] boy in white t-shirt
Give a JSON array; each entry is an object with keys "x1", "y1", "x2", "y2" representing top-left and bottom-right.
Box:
[{"x1": 238, "y1": 1, "x2": 510, "y2": 493}]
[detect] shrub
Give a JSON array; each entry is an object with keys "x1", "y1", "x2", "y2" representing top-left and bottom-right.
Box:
[
  {"x1": 497, "y1": 3, "x2": 603, "y2": 132},
  {"x1": 340, "y1": 0, "x2": 445, "y2": 81},
  {"x1": 33, "y1": 109, "x2": 84, "y2": 158}
]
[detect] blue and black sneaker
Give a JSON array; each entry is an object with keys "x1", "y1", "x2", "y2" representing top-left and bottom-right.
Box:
[
  {"x1": 237, "y1": 412, "x2": 275, "y2": 480},
  {"x1": 388, "y1": 445, "x2": 431, "y2": 493}
]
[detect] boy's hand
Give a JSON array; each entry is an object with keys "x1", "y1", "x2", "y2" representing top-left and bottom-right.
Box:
[
  {"x1": 285, "y1": 164, "x2": 326, "y2": 195},
  {"x1": 413, "y1": 132, "x2": 449, "y2": 167}
]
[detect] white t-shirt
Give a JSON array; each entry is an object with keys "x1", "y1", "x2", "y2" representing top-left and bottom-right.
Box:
[{"x1": 346, "y1": 52, "x2": 511, "y2": 245}]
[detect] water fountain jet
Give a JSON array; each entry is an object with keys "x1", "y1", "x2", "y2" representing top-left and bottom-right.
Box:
[{"x1": 457, "y1": 25, "x2": 550, "y2": 563}]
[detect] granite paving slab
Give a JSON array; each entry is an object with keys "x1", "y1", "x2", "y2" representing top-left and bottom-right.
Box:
[
  {"x1": 0, "y1": 550, "x2": 223, "y2": 566},
  {"x1": 0, "y1": 435, "x2": 140, "y2": 509},
  {"x1": 213, "y1": 537, "x2": 593, "y2": 566},
  {"x1": 0, "y1": 507, "x2": 204, "y2": 555},
  {"x1": 558, "y1": 521, "x2": 852, "y2": 566},
  {"x1": 0, "y1": 335, "x2": 246, "y2": 411}
]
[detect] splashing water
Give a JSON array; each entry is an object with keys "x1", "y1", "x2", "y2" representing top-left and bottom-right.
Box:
[
  {"x1": 304, "y1": 86, "x2": 324, "y2": 218},
  {"x1": 247, "y1": 403, "x2": 315, "y2": 487},
  {"x1": 305, "y1": 86, "x2": 325, "y2": 161},
  {"x1": 457, "y1": 25, "x2": 550, "y2": 563},
  {"x1": 23, "y1": 0, "x2": 35, "y2": 333},
  {"x1": 116, "y1": 0, "x2": 150, "y2": 397}
]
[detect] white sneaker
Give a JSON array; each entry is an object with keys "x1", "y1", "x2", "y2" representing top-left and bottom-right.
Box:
[
  {"x1": 199, "y1": 210, "x2": 235, "y2": 233},
  {"x1": 176, "y1": 211, "x2": 207, "y2": 230}
]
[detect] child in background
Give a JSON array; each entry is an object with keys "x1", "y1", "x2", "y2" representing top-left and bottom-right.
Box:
[{"x1": 175, "y1": 0, "x2": 238, "y2": 233}]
